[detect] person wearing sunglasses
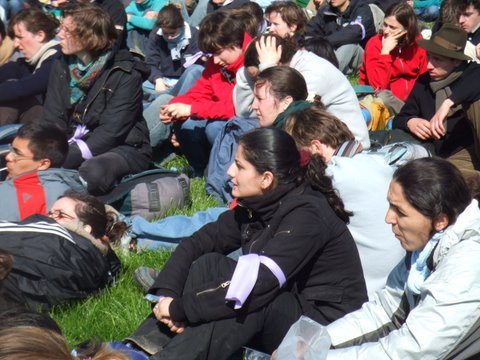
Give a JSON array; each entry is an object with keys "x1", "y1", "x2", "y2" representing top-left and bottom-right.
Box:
[{"x1": 0, "y1": 122, "x2": 86, "y2": 221}]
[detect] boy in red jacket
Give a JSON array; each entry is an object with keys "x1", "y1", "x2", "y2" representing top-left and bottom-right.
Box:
[{"x1": 160, "y1": 11, "x2": 252, "y2": 176}]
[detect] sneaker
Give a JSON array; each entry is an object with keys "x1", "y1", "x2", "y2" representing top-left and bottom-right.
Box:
[{"x1": 134, "y1": 266, "x2": 160, "y2": 292}]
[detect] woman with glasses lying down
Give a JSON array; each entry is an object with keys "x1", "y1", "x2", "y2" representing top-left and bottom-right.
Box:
[{"x1": 0, "y1": 190, "x2": 126, "y2": 310}]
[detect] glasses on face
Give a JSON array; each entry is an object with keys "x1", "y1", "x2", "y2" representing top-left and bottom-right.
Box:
[
  {"x1": 47, "y1": 209, "x2": 77, "y2": 221},
  {"x1": 7, "y1": 145, "x2": 35, "y2": 162},
  {"x1": 57, "y1": 23, "x2": 75, "y2": 38}
]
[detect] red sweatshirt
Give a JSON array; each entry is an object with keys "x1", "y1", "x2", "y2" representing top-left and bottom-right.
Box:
[
  {"x1": 359, "y1": 34, "x2": 427, "y2": 102},
  {"x1": 169, "y1": 33, "x2": 252, "y2": 120}
]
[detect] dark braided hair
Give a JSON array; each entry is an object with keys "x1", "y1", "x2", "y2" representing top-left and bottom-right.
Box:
[{"x1": 304, "y1": 155, "x2": 351, "y2": 222}]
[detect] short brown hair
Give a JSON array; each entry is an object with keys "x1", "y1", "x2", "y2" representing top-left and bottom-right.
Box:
[
  {"x1": 244, "y1": 33, "x2": 297, "y2": 68},
  {"x1": 156, "y1": 3, "x2": 184, "y2": 29},
  {"x1": 284, "y1": 105, "x2": 354, "y2": 150},
  {"x1": 198, "y1": 10, "x2": 247, "y2": 53},
  {"x1": 9, "y1": 8, "x2": 59, "y2": 41},
  {"x1": 265, "y1": 1, "x2": 308, "y2": 36},
  {"x1": 61, "y1": 3, "x2": 117, "y2": 58}
]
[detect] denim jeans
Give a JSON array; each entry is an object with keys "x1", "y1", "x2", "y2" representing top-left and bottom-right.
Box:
[
  {"x1": 143, "y1": 64, "x2": 204, "y2": 147},
  {"x1": 131, "y1": 207, "x2": 227, "y2": 250},
  {"x1": 174, "y1": 119, "x2": 226, "y2": 176},
  {"x1": 187, "y1": 0, "x2": 209, "y2": 27},
  {"x1": 414, "y1": 5, "x2": 440, "y2": 23},
  {"x1": 0, "y1": 0, "x2": 23, "y2": 20}
]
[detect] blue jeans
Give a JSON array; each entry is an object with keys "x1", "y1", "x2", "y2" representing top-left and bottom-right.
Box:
[
  {"x1": 0, "y1": 0, "x2": 22, "y2": 19},
  {"x1": 174, "y1": 119, "x2": 226, "y2": 176},
  {"x1": 143, "y1": 64, "x2": 204, "y2": 147},
  {"x1": 414, "y1": 5, "x2": 440, "y2": 23},
  {"x1": 131, "y1": 207, "x2": 227, "y2": 250},
  {"x1": 187, "y1": 0, "x2": 209, "y2": 27}
]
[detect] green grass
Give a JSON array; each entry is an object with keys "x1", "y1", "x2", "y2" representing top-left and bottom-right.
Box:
[{"x1": 50, "y1": 169, "x2": 219, "y2": 346}]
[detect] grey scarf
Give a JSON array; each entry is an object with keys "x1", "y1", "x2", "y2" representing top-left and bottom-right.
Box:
[{"x1": 430, "y1": 63, "x2": 467, "y2": 116}]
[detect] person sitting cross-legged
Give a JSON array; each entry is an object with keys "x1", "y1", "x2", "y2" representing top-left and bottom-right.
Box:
[
  {"x1": 160, "y1": 10, "x2": 252, "y2": 176},
  {"x1": 43, "y1": 3, "x2": 152, "y2": 195}
]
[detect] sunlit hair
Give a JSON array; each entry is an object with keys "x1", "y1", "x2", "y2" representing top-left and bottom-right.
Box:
[
  {"x1": 0, "y1": 326, "x2": 131, "y2": 360},
  {"x1": 228, "y1": 8, "x2": 263, "y2": 38},
  {"x1": 254, "y1": 66, "x2": 308, "y2": 104},
  {"x1": 239, "y1": 128, "x2": 351, "y2": 222},
  {"x1": 156, "y1": 3, "x2": 184, "y2": 29},
  {"x1": 60, "y1": 190, "x2": 127, "y2": 243},
  {"x1": 381, "y1": 2, "x2": 420, "y2": 45},
  {"x1": 198, "y1": 10, "x2": 246, "y2": 53},
  {"x1": 393, "y1": 158, "x2": 472, "y2": 225},
  {"x1": 265, "y1": 1, "x2": 308, "y2": 36},
  {"x1": 61, "y1": 3, "x2": 117, "y2": 58},
  {"x1": 284, "y1": 105, "x2": 354, "y2": 150},
  {"x1": 0, "y1": 326, "x2": 71, "y2": 360},
  {"x1": 238, "y1": 1, "x2": 264, "y2": 35},
  {"x1": 244, "y1": 33, "x2": 297, "y2": 68},
  {"x1": 9, "y1": 8, "x2": 59, "y2": 41},
  {"x1": 440, "y1": 0, "x2": 463, "y2": 25}
]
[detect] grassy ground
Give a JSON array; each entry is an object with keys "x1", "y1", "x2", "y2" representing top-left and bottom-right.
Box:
[
  {"x1": 52, "y1": 72, "x2": 361, "y2": 346},
  {"x1": 51, "y1": 166, "x2": 219, "y2": 346}
]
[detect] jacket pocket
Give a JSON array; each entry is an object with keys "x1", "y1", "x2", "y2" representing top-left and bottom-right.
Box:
[{"x1": 301, "y1": 285, "x2": 344, "y2": 304}]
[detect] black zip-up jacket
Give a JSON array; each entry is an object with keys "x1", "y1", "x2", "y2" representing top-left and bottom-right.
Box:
[
  {"x1": 43, "y1": 49, "x2": 152, "y2": 169},
  {"x1": 150, "y1": 183, "x2": 367, "y2": 325},
  {"x1": 0, "y1": 215, "x2": 120, "y2": 310},
  {"x1": 306, "y1": 0, "x2": 376, "y2": 49}
]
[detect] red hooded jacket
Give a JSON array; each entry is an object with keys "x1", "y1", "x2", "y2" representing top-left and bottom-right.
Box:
[{"x1": 169, "y1": 33, "x2": 252, "y2": 120}]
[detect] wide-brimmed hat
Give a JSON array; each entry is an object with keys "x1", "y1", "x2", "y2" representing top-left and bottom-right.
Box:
[{"x1": 418, "y1": 24, "x2": 472, "y2": 61}]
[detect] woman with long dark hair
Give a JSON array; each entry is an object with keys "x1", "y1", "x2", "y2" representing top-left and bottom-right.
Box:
[
  {"x1": 130, "y1": 127, "x2": 367, "y2": 359},
  {"x1": 280, "y1": 157, "x2": 480, "y2": 359}
]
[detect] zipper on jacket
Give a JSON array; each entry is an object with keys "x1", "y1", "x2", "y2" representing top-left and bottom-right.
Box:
[
  {"x1": 196, "y1": 281, "x2": 230, "y2": 296},
  {"x1": 80, "y1": 65, "x2": 124, "y2": 122}
]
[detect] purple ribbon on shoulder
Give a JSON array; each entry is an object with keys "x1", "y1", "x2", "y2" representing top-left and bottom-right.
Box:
[
  {"x1": 350, "y1": 19, "x2": 366, "y2": 40},
  {"x1": 68, "y1": 124, "x2": 93, "y2": 160},
  {"x1": 225, "y1": 254, "x2": 286, "y2": 309},
  {"x1": 183, "y1": 51, "x2": 211, "y2": 68}
]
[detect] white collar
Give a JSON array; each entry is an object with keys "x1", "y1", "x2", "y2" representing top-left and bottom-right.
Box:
[{"x1": 156, "y1": 22, "x2": 192, "y2": 40}]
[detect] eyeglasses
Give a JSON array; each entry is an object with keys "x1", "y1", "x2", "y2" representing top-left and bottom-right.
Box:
[
  {"x1": 47, "y1": 210, "x2": 77, "y2": 220},
  {"x1": 7, "y1": 145, "x2": 35, "y2": 162},
  {"x1": 57, "y1": 23, "x2": 75, "y2": 38}
]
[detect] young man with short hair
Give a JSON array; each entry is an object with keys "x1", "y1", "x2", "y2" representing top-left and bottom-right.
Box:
[
  {"x1": 459, "y1": 0, "x2": 480, "y2": 44},
  {"x1": 306, "y1": 0, "x2": 376, "y2": 74},
  {"x1": 160, "y1": 11, "x2": 252, "y2": 176},
  {"x1": 0, "y1": 122, "x2": 85, "y2": 221}
]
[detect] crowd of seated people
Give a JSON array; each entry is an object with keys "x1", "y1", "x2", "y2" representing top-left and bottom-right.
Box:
[{"x1": 3, "y1": 0, "x2": 480, "y2": 358}]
